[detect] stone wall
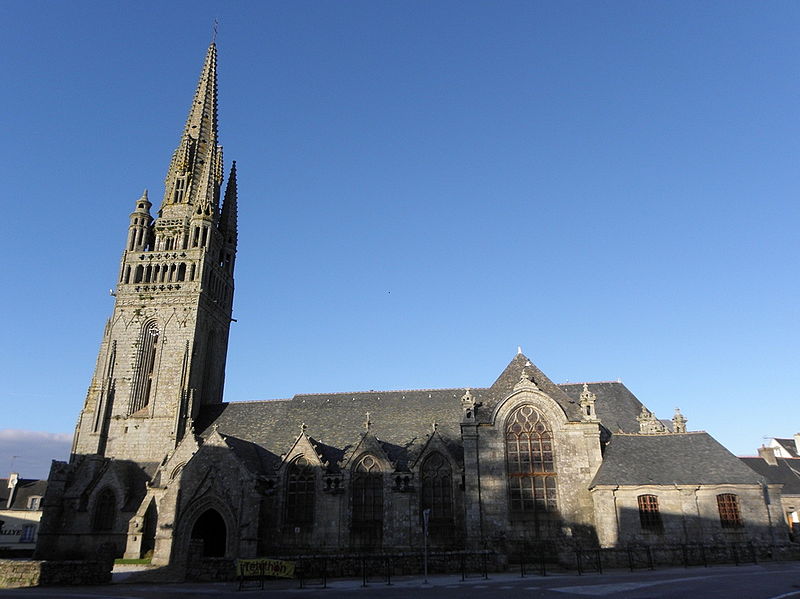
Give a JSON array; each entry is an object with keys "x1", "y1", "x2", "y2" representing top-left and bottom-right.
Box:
[{"x1": 0, "y1": 559, "x2": 111, "y2": 588}]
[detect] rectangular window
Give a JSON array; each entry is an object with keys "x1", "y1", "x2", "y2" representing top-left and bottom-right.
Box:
[
  {"x1": 717, "y1": 493, "x2": 743, "y2": 528},
  {"x1": 27, "y1": 497, "x2": 41, "y2": 510},
  {"x1": 20, "y1": 525, "x2": 36, "y2": 543},
  {"x1": 637, "y1": 494, "x2": 663, "y2": 532}
]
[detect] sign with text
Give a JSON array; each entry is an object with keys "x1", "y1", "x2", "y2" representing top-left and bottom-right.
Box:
[{"x1": 236, "y1": 558, "x2": 295, "y2": 579}]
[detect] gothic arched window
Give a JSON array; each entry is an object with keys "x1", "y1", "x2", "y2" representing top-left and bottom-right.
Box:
[
  {"x1": 129, "y1": 320, "x2": 159, "y2": 414},
  {"x1": 285, "y1": 456, "x2": 315, "y2": 529},
  {"x1": 93, "y1": 488, "x2": 116, "y2": 531},
  {"x1": 351, "y1": 455, "x2": 383, "y2": 548},
  {"x1": 505, "y1": 405, "x2": 557, "y2": 514},
  {"x1": 420, "y1": 451, "x2": 454, "y2": 545}
]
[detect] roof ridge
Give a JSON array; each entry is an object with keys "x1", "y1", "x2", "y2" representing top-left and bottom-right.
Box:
[
  {"x1": 226, "y1": 398, "x2": 293, "y2": 405},
  {"x1": 612, "y1": 431, "x2": 708, "y2": 437},
  {"x1": 559, "y1": 380, "x2": 623, "y2": 385},
  {"x1": 292, "y1": 387, "x2": 489, "y2": 398}
]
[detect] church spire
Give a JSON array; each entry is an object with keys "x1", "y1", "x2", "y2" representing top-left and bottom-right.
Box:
[{"x1": 160, "y1": 42, "x2": 223, "y2": 215}]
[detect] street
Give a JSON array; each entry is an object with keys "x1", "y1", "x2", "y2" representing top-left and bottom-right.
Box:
[{"x1": 2, "y1": 563, "x2": 800, "y2": 598}]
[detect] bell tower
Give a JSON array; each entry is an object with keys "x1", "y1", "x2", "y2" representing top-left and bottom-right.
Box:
[{"x1": 72, "y1": 42, "x2": 238, "y2": 466}]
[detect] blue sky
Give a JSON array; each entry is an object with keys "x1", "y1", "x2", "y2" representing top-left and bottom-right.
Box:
[{"x1": 1, "y1": 1, "x2": 798, "y2": 478}]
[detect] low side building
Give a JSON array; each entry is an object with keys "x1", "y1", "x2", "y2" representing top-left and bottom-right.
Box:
[
  {"x1": 0, "y1": 474, "x2": 47, "y2": 555},
  {"x1": 741, "y1": 446, "x2": 800, "y2": 541}
]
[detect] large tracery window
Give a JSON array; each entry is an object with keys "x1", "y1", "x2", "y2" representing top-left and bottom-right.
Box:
[
  {"x1": 285, "y1": 456, "x2": 315, "y2": 530},
  {"x1": 351, "y1": 455, "x2": 383, "y2": 548},
  {"x1": 420, "y1": 452, "x2": 454, "y2": 545},
  {"x1": 506, "y1": 405, "x2": 558, "y2": 515},
  {"x1": 717, "y1": 493, "x2": 743, "y2": 529},
  {"x1": 129, "y1": 320, "x2": 159, "y2": 414},
  {"x1": 637, "y1": 494, "x2": 663, "y2": 532}
]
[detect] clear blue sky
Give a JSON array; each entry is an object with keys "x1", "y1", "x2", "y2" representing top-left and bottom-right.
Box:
[{"x1": 1, "y1": 1, "x2": 798, "y2": 477}]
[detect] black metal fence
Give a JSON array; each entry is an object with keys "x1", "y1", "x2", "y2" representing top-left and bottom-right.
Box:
[
  {"x1": 512, "y1": 542, "x2": 795, "y2": 577},
  {"x1": 245, "y1": 550, "x2": 495, "y2": 589},
  {"x1": 228, "y1": 543, "x2": 799, "y2": 589}
]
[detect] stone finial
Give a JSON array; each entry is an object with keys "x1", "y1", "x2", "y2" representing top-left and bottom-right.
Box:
[
  {"x1": 517, "y1": 346, "x2": 523, "y2": 355},
  {"x1": 300, "y1": 422, "x2": 308, "y2": 435},
  {"x1": 461, "y1": 388, "x2": 475, "y2": 408},
  {"x1": 636, "y1": 406, "x2": 666, "y2": 434},
  {"x1": 364, "y1": 412, "x2": 371, "y2": 433},
  {"x1": 432, "y1": 421, "x2": 438, "y2": 433},
  {"x1": 579, "y1": 383, "x2": 598, "y2": 422},
  {"x1": 513, "y1": 367, "x2": 539, "y2": 392},
  {"x1": 672, "y1": 408, "x2": 687, "y2": 433},
  {"x1": 461, "y1": 388, "x2": 477, "y2": 422}
]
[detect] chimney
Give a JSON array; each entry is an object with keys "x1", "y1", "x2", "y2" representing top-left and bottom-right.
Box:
[
  {"x1": 758, "y1": 446, "x2": 778, "y2": 466},
  {"x1": 794, "y1": 433, "x2": 800, "y2": 457},
  {"x1": 6, "y1": 473, "x2": 19, "y2": 509}
]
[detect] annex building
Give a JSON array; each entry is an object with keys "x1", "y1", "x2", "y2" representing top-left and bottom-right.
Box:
[{"x1": 36, "y1": 43, "x2": 790, "y2": 570}]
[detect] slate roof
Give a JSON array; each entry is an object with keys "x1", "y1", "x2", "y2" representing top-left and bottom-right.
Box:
[
  {"x1": 0, "y1": 478, "x2": 47, "y2": 510},
  {"x1": 196, "y1": 353, "x2": 672, "y2": 478},
  {"x1": 740, "y1": 457, "x2": 800, "y2": 496},
  {"x1": 196, "y1": 387, "x2": 474, "y2": 474},
  {"x1": 484, "y1": 353, "x2": 582, "y2": 421},
  {"x1": 773, "y1": 438, "x2": 799, "y2": 458},
  {"x1": 590, "y1": 432, "x2": 764, "y2": 487},
  {"x1": 559, "y1": 382, "x2": 648, "y2": 434}
]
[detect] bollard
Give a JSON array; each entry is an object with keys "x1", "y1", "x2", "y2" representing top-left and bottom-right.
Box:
[{"x1": 361, "y1": 557, "x2": 367, "y2": 587}]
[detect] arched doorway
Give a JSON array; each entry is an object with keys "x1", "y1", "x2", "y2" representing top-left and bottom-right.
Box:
[{"x1": 190, "y1": 509, "x2": 227, "y2": 557}]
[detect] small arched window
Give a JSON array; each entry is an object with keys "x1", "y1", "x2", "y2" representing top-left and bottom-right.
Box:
[
  {"x1": 285, "y1": 456, "x2": 315, "y2": 529},
  {"x1": 505, "y1": 405, "x2": 557, "y2": 514},
  {"x1": 93, "y1": 488, "x2": 116, "y2": 531},
  {"x1": 351, "y1": 455, "x2": 383, "y2": 548}
]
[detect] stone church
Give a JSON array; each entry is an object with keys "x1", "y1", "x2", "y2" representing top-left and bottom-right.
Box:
[{"x1": 35, "y1": 43, "x2": 786, "y2": 568}]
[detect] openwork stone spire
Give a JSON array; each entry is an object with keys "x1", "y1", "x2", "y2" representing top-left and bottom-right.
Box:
[{"x1": 160, "y1": 42, "x2": 223, "y2": 216}]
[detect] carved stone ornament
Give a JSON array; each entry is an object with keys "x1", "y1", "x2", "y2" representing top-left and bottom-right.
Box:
[
  {"x1": 636, "y1": 405, "x2": 666, "y2": 434},
  {"x1": 672, "y1": 407, "x2": 687, "y2": 433},
  {"x1": 579, "y1": 383, "x2": 598, "y2": 422},
  {"x1": 513, "y1": 368, "x2": 539, "y2": 392}
]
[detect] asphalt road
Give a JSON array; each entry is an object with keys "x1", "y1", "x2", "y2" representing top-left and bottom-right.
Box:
[{"x1": 2, "y1": 563, "x2": 800, "y2": 598}]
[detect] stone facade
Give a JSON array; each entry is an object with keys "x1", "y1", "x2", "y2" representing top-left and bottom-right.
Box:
[{"x1": 35, "y1": 42, "x2": 790, "y2": 576}]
